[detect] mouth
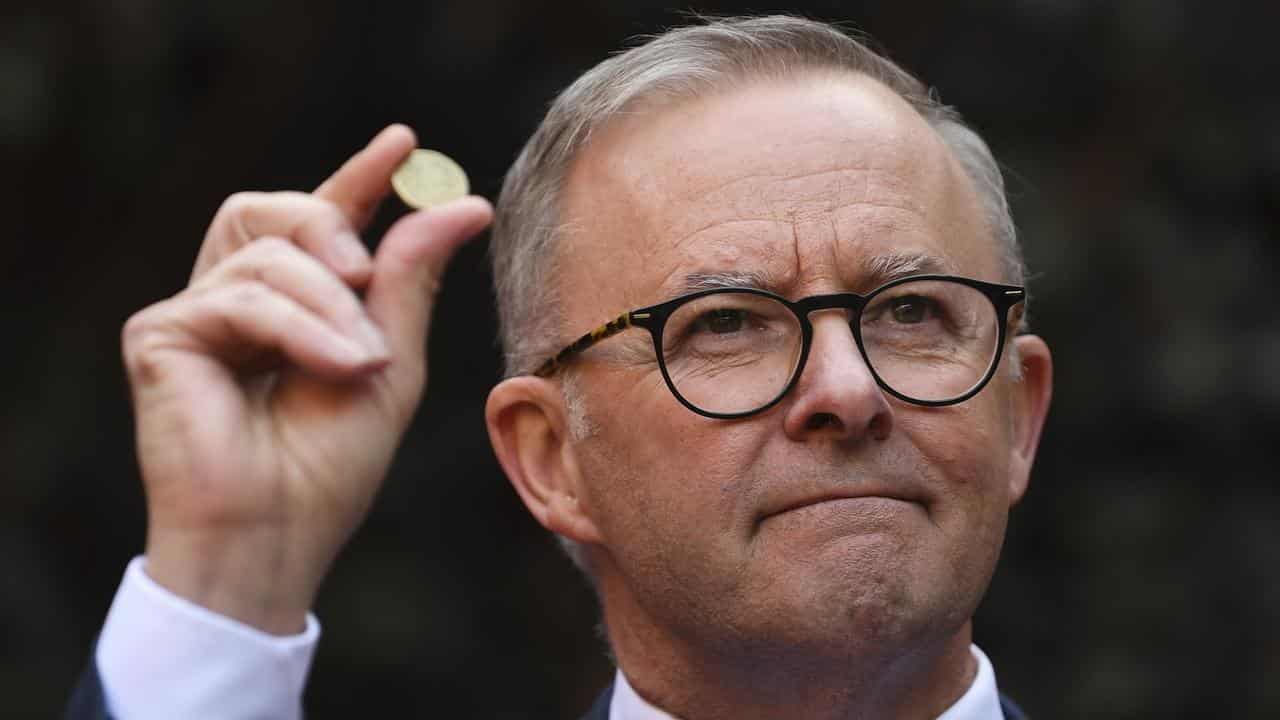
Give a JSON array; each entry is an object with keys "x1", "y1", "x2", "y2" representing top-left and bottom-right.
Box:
[
  {"x1": 776, "y1": 493, "x2": 913, "y2": 513},
  {"x1": 759, "y1": 491, "x2": 925, "y2": 527}
]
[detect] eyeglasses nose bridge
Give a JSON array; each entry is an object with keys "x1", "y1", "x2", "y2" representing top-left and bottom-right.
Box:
[
  {"x1": 792, "y1": 292, "x2": 869, "y2": 327},
  {"x1": 790, "y1": 292, "x2": 875, "y2": 370},
  {"x1": 785, "y1": 293, "x2": 886, "y2": 414}
]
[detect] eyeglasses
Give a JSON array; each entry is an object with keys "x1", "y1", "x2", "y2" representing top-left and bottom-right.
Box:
[{"x1": 534, "y1": 275, "x2": 1025, "y2": 419}]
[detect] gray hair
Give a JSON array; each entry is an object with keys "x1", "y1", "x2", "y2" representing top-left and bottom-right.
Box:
[
  {"x1": 493, "y1": 14, "x2": 1026, "y2": 379},
  {"x1": 490, "y1": 15, "x2": 1027, "y2": 572}
]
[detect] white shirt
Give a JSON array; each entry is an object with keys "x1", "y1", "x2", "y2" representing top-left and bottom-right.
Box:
[
  {"x1": 98, "y1": 557, "x2": 1006, "y2": 719},
  {"x1": 97, "y1": 558, "x2": 319, "y2": 720},
  {"x1": 609, "y1": 644, "x2": 1005, "y2": 720}
]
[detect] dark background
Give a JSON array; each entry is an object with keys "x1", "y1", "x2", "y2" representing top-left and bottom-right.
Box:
[{"x1": 3, "y1": 1, "x2": 1278, "y2": 717}]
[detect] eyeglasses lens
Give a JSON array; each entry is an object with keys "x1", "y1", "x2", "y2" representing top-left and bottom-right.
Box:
[{"x1": 659, "y1": 281, "x2": 1001, "y2": 414}]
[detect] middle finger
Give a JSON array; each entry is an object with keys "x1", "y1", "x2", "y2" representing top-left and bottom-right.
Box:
[
  {"x1": 192, "y1": 191, "x2": 372, "y2": 287},
  {"x1": 189, "y1": 234, "x2": 387, "y2": 355}
]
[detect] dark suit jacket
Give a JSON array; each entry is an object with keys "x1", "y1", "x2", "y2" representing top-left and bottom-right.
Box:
[
  {"x1": 64, "y1": 660, "x2": 109, "y2": 720},
  {"x1": 578, "y1": 682, "x2": 1030, "y2": 720},
  {"x1": 67, "y1": 662, "x2": 1029, "y2": 719}
]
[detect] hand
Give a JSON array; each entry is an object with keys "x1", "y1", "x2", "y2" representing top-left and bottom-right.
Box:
[{"x1": 121, "y1": 125, "x2": 493, "y2": 633}]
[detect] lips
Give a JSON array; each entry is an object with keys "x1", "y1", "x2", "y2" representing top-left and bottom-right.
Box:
[
  {"x1": 772, "y1": 492, "x2": 912, "y2": 515},
  {"x1": 758, "y1": 485, "x2": 927, "y2": 527}
]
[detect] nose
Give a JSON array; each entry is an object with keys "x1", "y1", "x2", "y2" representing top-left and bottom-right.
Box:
[{"x1": 781, "y1": 310, "x2": 894, "y2": 443}]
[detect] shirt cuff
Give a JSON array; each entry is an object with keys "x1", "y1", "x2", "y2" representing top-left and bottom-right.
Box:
[{"x1": 95, "y1": 556, "x2": 320, "y2": 720}]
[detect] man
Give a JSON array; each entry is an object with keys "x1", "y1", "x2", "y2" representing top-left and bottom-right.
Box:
[{"x1": 69, "y1": 15, "x2": 1052, "y2": 720}]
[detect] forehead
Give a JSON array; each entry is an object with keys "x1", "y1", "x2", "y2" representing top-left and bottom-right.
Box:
[{"x1": 556, "y1": 72, "x2": 998, "y2": 323}]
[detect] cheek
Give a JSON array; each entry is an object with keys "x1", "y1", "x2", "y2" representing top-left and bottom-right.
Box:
[
  {"x1": 897, "y1": 397, "x2": 1013, "y2": 520},
  {"x1": 579, "y1": 371, "x2": 770, "y2": 559},
  {"x1": 896, "y1": 399, "x2": 1013, "y2": 611}
]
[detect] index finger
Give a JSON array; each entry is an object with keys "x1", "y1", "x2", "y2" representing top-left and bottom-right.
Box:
[{"x1": 314, "y1": 124, "x2": 418, "y2": 230}]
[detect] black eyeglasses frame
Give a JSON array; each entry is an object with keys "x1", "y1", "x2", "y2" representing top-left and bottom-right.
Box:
[{"x1": 534, "y1": 274, "x2": 1026, "y2": 419}]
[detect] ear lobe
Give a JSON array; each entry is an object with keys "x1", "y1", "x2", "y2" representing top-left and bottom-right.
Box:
[
  {"x1": 1006, "y1": 335, "x2": 1053, "y2": 505},
  {"x1": 485, "y1": 376, "x2": 604, "y2": 545}
]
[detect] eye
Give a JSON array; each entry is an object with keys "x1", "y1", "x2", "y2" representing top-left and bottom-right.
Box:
[
  {"x1": 889, "y1": 296, "x2": 932, "y2": 324},
  {"x1": 696, "y1": 308, "x2": 746, "y2": 334}
]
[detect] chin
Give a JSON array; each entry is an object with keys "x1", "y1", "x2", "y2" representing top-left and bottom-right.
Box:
[{"x1": 728, "y1": 556, "x2": 935, "y2": 661}]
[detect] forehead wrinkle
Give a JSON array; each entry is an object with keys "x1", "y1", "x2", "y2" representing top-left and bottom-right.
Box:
[
  {"x1": 557, "y1": 69, "x2": 998, "y2": 334},
  {"x1": 665, "y1": 217, "x2": 782, "y2": 252},
  {"x1": 820, "y1": 175, "x2": 998, "y2": 286},
  {"x1": 674, "y1": 165, "x2": 876, "y2": 208},
  {"x1": 654, "y1": 168, "x2": 931, "y2": 295},
  {"x1": 664, "y1": 164, "x2": 924, "y2": 239},
  {"x1": 655, "y1": 190, "x2": 950, "y2": 302},
  {"x1": 659, "y1": 208, "x2": 793, "y2": 300}
]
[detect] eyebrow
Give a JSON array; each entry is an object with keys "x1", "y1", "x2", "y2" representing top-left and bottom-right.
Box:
[
  {"x1": 674, "y1": 252, "x2": 955, "y2": 298},
  {"x1": 858, "y1": 251, "x2": 956, "y2": 288},
  {"x1": 678, "y1": 270, "x2": 777, "y2": 294}
]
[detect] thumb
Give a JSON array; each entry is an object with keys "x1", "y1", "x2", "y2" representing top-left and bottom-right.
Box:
[{"x1": 364, "y1": 196, "x2": 494, "y2": 398}]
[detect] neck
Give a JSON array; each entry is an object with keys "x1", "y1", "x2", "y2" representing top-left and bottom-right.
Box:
[{"x1": 599, "y1": 577, "x2": 978, "y2": 720}]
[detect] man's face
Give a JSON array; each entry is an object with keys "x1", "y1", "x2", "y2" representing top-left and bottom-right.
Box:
[{"x1": 556, "y1": 73, "x2": 1030, "y2": 660}]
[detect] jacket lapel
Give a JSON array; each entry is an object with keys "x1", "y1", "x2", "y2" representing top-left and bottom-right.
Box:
[{"x1": 578, "y1": 682, "x2": 613, "y2": 720}]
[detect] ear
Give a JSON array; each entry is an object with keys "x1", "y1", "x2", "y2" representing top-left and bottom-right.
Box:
[
  {"x1": 485, "y1": 376, "x2": 604, "y2": 545},
  {"x1": 1006, "y1": 335, "x2": 1053, "y2": 506}
]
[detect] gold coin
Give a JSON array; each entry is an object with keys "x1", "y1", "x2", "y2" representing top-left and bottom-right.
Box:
[{"x1": 391, "y1": 149, "x2": 470, "y2": 209}]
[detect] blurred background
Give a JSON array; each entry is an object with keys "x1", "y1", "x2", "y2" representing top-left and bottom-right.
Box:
[{"x1": 2, "y1": 0, "x2": 1278, "y2": 717}]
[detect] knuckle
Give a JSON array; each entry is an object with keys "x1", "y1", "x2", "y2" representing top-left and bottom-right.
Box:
[
  {"x1": 249, "y1": 235, "x2": 296, "y2": 259},
  {"x1": 296, "y1": 207, "x2": 354, "y2": 254},
  {"x1": 225, "y1": 280, "x2": 272, "y2": 310},
  {"x1": 121, "y1": 309, "x2": 153, "y2": 355},
  {"x1": 121, "y1": 307, "x2": 170, "y2": 383},
  {"x1": 301, "y1": 197, "x2": 346, "y2": 228},
  {"x1": 214, "y1": 191, "x2": 316, "y2": 237},
  {"x1": 229, "y1": 237, "x2": 303, "y2": 282},
  {"x1": 215, "y1": 191, "x2": 261, "y2": 221},
  {"x1": 268, "y1": 190, "x2": 329, "y2": 222}
]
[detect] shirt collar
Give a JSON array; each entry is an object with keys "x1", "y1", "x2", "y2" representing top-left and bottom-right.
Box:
[{"x1": 609, "y1": 644, "x2": 1004, "y2": 720}]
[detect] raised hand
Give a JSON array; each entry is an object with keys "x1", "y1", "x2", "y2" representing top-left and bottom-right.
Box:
[{"x1": 121, "y1": 125, "x2": 492, "y2": 633}]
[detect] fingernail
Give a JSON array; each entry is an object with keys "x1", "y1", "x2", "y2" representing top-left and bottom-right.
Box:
[
  {"x1": 356, "y1": 318, "x2": 390, "y2": 358},
  {"x1": 334, "y1": 232, "x2": 372, "y2": 273}
]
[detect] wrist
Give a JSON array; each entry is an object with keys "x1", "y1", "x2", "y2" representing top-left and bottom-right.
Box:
[{"x1": 144, "y1": 527, "x2": 324, "y2": 635}]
